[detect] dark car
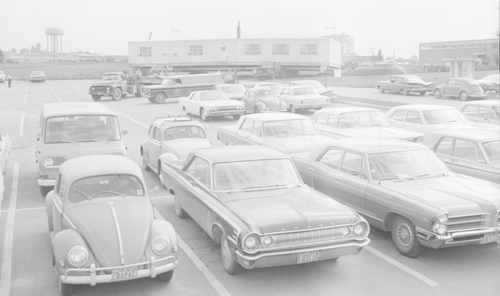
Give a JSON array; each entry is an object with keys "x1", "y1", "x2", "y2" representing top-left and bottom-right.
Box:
[{"x1": 375, "y1": 75, "x2": 435, "y2": 96}]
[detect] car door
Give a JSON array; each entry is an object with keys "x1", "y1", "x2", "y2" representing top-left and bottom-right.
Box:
[
  {"x1": 450, "y1": 138, "x2": 491, "y2": 180},
  {"x1": 51, "y1": 174, "x2": 66, "y2": 234},
  {"x1": 184, "y1": 93, "x2": 199, "y2": 115},
  {"x1": 147, "y1": 126, "x2": 162, "y2": 169},
  {"x1": 280, "y1": 88, "x2": 291, "y2": 106},
  {"x1": 433, "y1": 136, "x2": 454, "y2": 167},
  {"x1": 232, "y1": 118, "x2": 256, "y2": 145},
  {"x1": 478, "y1": 106, "x2": 497, "y2": 124}
]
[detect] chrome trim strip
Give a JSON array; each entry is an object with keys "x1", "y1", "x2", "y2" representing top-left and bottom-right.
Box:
[{"x1": 108, "y1": 203, "x2": 125, "y2": 265}]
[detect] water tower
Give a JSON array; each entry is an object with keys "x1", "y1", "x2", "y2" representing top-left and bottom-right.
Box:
[{"x1": 45, "y1": 27, "x2": 64, "y2": 55}]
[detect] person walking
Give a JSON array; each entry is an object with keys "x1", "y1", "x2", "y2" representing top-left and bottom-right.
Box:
[{"x1": 7, "y1": 74, "x2": 12, "y2": 88}]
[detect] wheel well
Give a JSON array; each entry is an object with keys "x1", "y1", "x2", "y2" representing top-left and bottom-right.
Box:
[
  {"x1": 140, "y1": 147, "x2": 144, "y2": 156},
  {"x1": 169, "y1": 189, "x2": 175, "y2": 195},
  {"x1": 212, "y1": 225, "x2": 223, "y2": 244},
  {"x1": 384, "y1": 212, "x2": 415, "y2": 231}
]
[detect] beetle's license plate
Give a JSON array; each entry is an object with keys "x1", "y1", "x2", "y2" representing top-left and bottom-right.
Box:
[
  {"x1": 297, "y1": 251, "x2": 319, "y2": 264},
  {"x1": 111, "y1": 267, "x2": 138, "y2": 281},
  {"x1": 480, "y1": 233, "x2": 499, "y2": 244}
]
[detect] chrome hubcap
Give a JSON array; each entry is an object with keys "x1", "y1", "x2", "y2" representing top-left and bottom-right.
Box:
[{"x1": 397, "y1": 223, "x2": 412, "y2": 247}]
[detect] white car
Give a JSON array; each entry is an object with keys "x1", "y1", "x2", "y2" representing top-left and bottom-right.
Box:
[
  {"x1": 251, "y1": 82, "x2": 284, "y2": 94},
  {"x1": 385, "y1": 104, "x2": 498, "y2": 135},
  {"x1": 279, "y1": 86, "x2": 330, "y2": 113},
  {"x1": 459, "y1": 100, "x2": 500, "y2": 125},
  {"x1": 212, "y1": 84, "x2": 246, "y2": 100},
  {"x1": 179, "y1": 90, "x2": 245, "y2": 121},
  {"x1": 0, "y1": 70, "x2": 5, "y2": 83},
  {"x1": 289, "y1": 80, "x2": 336, "y2": 100}
]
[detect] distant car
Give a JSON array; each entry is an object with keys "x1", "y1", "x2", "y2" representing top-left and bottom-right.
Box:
[
  {"x1": 476, "y1": 74, "x2": 500, "y2": 93},
  {"x1": 217, "y1": 113, "x2": 333, "y2": 155},
  {"x1": 29, "y1": 70, "x2": 46, "y2": 82},
  {"x1": 360, "y1": 62, "x2": 373, "y2": 67},
  {"x1": 459, "y1": 99, "x2": 500, "y2": 125},
  {"x1": 375, "y1": 75, "x2": 435, "y2": 96},
  {"x1": 311, "y1": 107, "x2": 425, "y2": 142},
  {"x1": 45, "y1": 155, "x2": 178, "y2": 296},
  {"x1": 279, "y1": 85, "x2": 330, "y2": 113},
  {"x1": 385, "y1": 104, "x2": 498, "y2": 135},
  {"x1": 242, "y1": 87, "x2": 287, "y2": 114},
  {"x1": 289, "y1": 80, "x2": 337, "y2": 100},
  {"x1": 432, "y1": 77, "x2": 487, "y2": 101},
  {"x1": 212, "y1": 84, "x2": 246, "y2": 100},
  {"x1": 423, "y1": 129, "x2": 499, "y2": 183},
  {"x1": 160, "y1": 145, "x2": 370, "y2": 274},
  {"x1": 140, "y1": 116, "x2": 211, "y2": 175},
  {"x1": 292, "y1": 138, "x2": 500, "y2": 258},
  {"x1": 0, "y1": 70, "x2": 5, "y2": 83},
  {"x1": 252, "y1": 82, "x2": 283, "y2": 94},
  {"x1": 0, "y1": 133, "x2": 11, "y2": 202},
  {"x1": 179, "y1": 90, "x2": 245, "y2": 121}
]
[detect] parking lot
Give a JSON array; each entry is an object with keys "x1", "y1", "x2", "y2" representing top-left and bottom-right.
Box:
[{"x1": 0, "y1": 79, "x2": 499, "y2": 296}]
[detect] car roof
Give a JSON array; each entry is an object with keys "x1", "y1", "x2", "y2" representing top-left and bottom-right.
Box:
[
  {"x1": 460, "y1": 99, "x2": 500, "y2": 107},
  {"x1": 247, "y1": 87, "x2": 275, "y2": 92},
  {"x1": 320, "y1": 138, "x2": 428, "y2": 154},
  {"x1": 152, "y1": 116, "x2": 200, "y2": 127},
  {"x1": 316, "y1": 107, "x2": 377, "y2": 115},
  {"x1": 427, "y1": 129, "x2": 500, "y2": 142},
  {"x1": 60, "y1": 155, "x2": 142, "y2": 183},
  {"x1": 41, "y1": 102, "x2": 117, "y2": 117},
  {"x1": 104, "y1": 72, "x2": 123, "y2": 75},
  {"x1": 241, "y1": 112, "x2": 309, "y2": 121},
  {"x1": 193, "y1": 146, "x2": 288, "y2": 163},
  {"x1": 389, "y1": 104, "x2": 453, "y2": 111}
]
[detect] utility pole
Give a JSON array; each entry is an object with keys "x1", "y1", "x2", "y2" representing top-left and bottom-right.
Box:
[{"x1": 370, "y1": 48, "x2": 375, "y2": 56}]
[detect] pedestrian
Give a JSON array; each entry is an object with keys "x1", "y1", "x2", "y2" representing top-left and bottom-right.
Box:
[
  {"x1": 7, "y1": 74, "x2": 12, "y2": 88},
  {"x1": 232, "y1": 69, "x2": 238, "y2": 83},
  {"x1": 252, "y1": 68, "x2": 257, "y2": 81}
]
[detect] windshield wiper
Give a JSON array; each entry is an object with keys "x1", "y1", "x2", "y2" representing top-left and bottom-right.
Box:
[
  {"x1": 72, "y1": 189, "x2": 93, "y2": 201},
  {"x1": 101, "y1": 190, "x2": 126, "y2": 197},
  {"x1": 415, "y1": 173, "x2": 446, "y2": 178}
]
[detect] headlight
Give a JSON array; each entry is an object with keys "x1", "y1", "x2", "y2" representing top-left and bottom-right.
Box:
[
  {"x1": 353, "y1": 221, "x2": 370, "y2": 238},
  {"x1": 412, "y1": 136, "x2": 425, "y2": 143},
  {"x1": 210, "y1": 107, "x2": 218, "y2": 112},
  {"x1": 106, "y1": 87, "x2": 110, "y2": 92},
  {"x1": 44, "y1": 158, "x2": 54, "y2": 167},
  {"x1": 340, "y1": 226, "x2": 351, "y2": 237},
  {"x1": 68, "y1": 245, "x2": 89, "y2": 268},
  {"x1": 431, "y1": 214, "x2": 448, "y2": 235},
  {"x1": 261, "y1": 235, "x2": 274, "y2": 247},
  {"x1": 243, "y1": 233, "x2": 260, "y2": 252},
  {"x1": 91, "y1": 87, "x2": 95, "y2": 91},
  {"x1": 152, "y1": 235, "x2": 171, "y2": 256}
]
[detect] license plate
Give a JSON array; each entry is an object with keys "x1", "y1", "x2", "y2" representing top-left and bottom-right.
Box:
[
  {"x1": 97, "y1": 92, "x2": 103, "y2": 95},
  {"x1": 111, "y1": 266, "x2": 138, "y2": 281},
  {"x1": 297, "y1": 251, "x2": 319, "y2": 264},
  {"x1": 480, "y1": 233, "x2": 499, "y2": 244}
]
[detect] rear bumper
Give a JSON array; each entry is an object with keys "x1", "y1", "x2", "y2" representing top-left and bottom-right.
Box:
[{"x1": 295, "y1": 102, "x2": 330, "y2": 110}]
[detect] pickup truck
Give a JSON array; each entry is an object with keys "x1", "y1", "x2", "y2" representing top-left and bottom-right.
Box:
[{"x1": 89, "y1": 72, "x2": 164, "y2": 101}]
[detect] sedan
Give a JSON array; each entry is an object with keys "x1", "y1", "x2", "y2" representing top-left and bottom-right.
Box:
[
  {"x1": 45, "y1": 155, "x2": 178, "y2": 296},
  {"x1": 160, "y1": 146, "x2": 370, "y2": 274},
  {"x1": 432, "y1": 77, "x2": 487, "y2": 101},
  {"x1": 279, "y1": 86, "x2": 330, "y2": 113},
  {"x1": 179, "y1": 90, "x2": 245, "y2": 121},
  {"x1": 375, "y1": 75, "x2": 435, "y2": 95},
  {"x1": 459, "y1": 99, "x2": 500, "y2": 125},
  {"x1": 292, "y1": 138, "x2": 500, "y2": 258},
  {"x1": 289, "y1": 80, "x2": 337, "y2": 100},
  {"x1": 29, "y1": 70, "x2": 47, "y2": 82},
  {"x1": 476, "y1": 74, "x2": 499, "y2": 93},
  {"x1": 423, "y1": 129, "x2": 499, "y2": 183}
]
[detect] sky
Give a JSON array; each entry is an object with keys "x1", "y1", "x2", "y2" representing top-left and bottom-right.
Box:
[{"x1": 0, "y1": 0, "x2": 498, "y2": 59}]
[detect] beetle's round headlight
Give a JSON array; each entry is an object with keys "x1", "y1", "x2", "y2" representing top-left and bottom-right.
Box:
[
  {"x1": 341, "y1": 226, "x2": 351, "y2": 237},
  {"x1": 152, "y1": 235, "x2": 170, "y2": 256},
  {"x1": 68, "y1": 245, "x2": 89, "y2": 268},
  {"x1": 243, "y1": 233, "x2": 260, "y2": 252},
  {"x1": 353, "y1": 221, "x2": 369, "y2": 238},
  {"x1": 44, "y1": 158, "x2": 54, "y2": 167},
  {"x1": 262, "y1": 235, "x2": 274, "y2": 247}
]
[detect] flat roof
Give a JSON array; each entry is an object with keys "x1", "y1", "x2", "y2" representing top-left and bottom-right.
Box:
[{"x1": 420, "y1": 38, "x2": 498, "y2": 45}]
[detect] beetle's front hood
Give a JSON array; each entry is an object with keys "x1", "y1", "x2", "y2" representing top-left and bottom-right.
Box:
[
  {"x1": 220, "y1": 185, "x2": 358, "y2": 233},
  {"x1": 64, "y1": 198, "x2": 152, "y2": 267},
  {"x1": 93, "y1": 80, "x2": 119, "y2": 86},
  {"x1": 164, "y1": 138, "x2": 212, "y2": 159},
  {"x1": 325, "y1": 126, "x2": 422, "y2": 140},
  {"x1": 384, "y1": 176, "x2": 500, "y2": 216},
  {"x1": 265, "y1": 135, "x2": 332, "y2": 154}
]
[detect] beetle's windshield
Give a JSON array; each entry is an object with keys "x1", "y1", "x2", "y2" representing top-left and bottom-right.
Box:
[
  {"x1": 69, "y1": 174, "x2": 145, "y2": 203},
  {"x1": 368, "y1": 149, "x2": 450, "y2": 181},
  {"x1": 213, "y1": 158, "x2": 301, "y2": 191},
  {"x1": 44, "y1": 115, "x2": 121, "y2": 143},
  {"x1": 482, "y1": 140, "x2": 500, "y2": 162}
]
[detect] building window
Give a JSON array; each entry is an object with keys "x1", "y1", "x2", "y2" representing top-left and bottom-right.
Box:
[
  {"x1": 245, "y1": 44, "x2": 262, "y2": 55},
  {"x1": 300, "y1": 44, "x2": 318, "y2": 55},
  {"x1": 272, "y1": 44, "x2": 289, "y2": 55},
  {"x1": 138, "y1": 47, "x2": 152, "y2": 57},
  {"x1": 162, "y1": 46, "x2": 178, "y2": 57},
  {"x1": 187, "y1": 45, "x2": 203, "y2": 56}
]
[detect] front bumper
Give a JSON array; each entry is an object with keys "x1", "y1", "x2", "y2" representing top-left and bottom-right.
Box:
[
  {"x1": 208, "y1": 110, "x2": 245, "y2": 117},
  {"x1": 60, "y1": 256, "x2": 177, "y2": 285},
  {"x1": 295, "y1": 102, "x2": 330, "y2": 110},
  {"x1": 417, "y1": 226, "x2": 500, "y2": 249},
  {"x1": 235, "y1": 239, "x2": 369, "y2": 269},
  {"x1": 469, "y1": 93, "x2": 488, "y2": 99}
]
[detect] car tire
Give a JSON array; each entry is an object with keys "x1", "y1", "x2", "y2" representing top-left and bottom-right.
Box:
[
  {"x1": 157, "y1": 161, "x2": 162, "y2": 176},
  {"x1": 154, "y1": 93, "x2": 167, "y2": 104},
  {"x1": 419, "y1": 91, "x2": 426, "y2": 96},
  {"x1": 290, "y1": 105, "x2": 297, "y2": 113},
  {"x1": 221, "y1": 232, "x2": 243, "y2": 275},
  {"x1": 158, "y1": 270, "x2": 174, "y2": 283},
  {"x1": 142, "y1": 151, "x2": 151, "y2": 171},
  {"x1": 40, "y1": 186, "x2": 52, "y2": 197},
  {"x1": 233, "y1": 115, "x2": 241, "y2": 120},
  {"x1": 91, "y1": 95, "x2": 101, "y2": 101},
  {"x1": 148, "y1": 97, "x2": 154, "y2": 103},
  {"x1": 378, "y1": 87, "x2": 385, "y2": 93},
  {"x1": 433, "y1": 89, "x2": 442, "y2": 99},
  {"x1": 401, "y1": 89, "x2": 409, "y2": 96},
  {"x1": 200, "y1": 108, "x2": 209, "y2": 121},
  {"x1": 59, "y1": 281, "x2": 73, "y2": 296},
  {"x1": 391, "y1": 216, "x2": 425, "y2": 258},
  {"x1": 174, "y1": 194, "x2": 188, "y2": 219},
  {"x1": 112, "y1": 88, "x2": 122, "y2": 101},
  {"x1": 459, "y1": 91, "x2": 469, "y2": 101}
]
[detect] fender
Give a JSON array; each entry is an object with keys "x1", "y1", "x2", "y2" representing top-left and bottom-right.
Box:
[
  {"x1": 146, "y1": 219, "x2": 178, "y2": 265},
  {"x1": 53, "y1": 229, "x2": 96, "y2": 275}
]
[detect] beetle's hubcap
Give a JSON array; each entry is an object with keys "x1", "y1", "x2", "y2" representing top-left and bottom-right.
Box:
[{"x1": 397, "y1": 223, "x2": 413, "y2": 247}]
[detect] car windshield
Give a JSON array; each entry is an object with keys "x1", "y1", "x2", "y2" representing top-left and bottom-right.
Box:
[
  {"x1": 164, "y1": 126, "x2": 206, "y2": 140},
  {"x1": 201, "y1": 92, "x2": 228, "y2": 101},
  {"x1": 69, "y1": 174, "x2": 145, "y2": 203},
  {"x1": 482, "y1": 140, "x2": 500, "y2": 163},
  {"x1": 32, "y1": 71, "x2": 44, "y2": 75},
  {"x1": 255, "y1": 89, "x2": 275, "y2": 98},
  {"x1": 221, "y1": 85, "x2": 245, "y2": 93},
  {"x1": 338, "y1": 111, "x2": 389, "y2": 129},
  {"x1": 213, "y1": 158, "x2": 301, "y2": 191},
  {"x1": 102, "y1": 74, "x2": 121, "y2": 81},
  {"x1": 293, "y1": 87, "x2": 319, "y2": 95},
  {"x1": 262, "y1": 119, "x2": 316, "y2": 137},
  {"x1": 368, "y1": 149, "x2": 450, "y2": 181},
  {"x1": 404, "y1": 77, "x2": 425, "y2": 83},
  {"x1": 44, "y1": 115, "x2": 121, "y2": 143},
  {"x1": 261, "y1": 84, "x2": 283, "y2": 93},
  {"x1": 422, "y1": 108, "x2": 466, "y2": 124}
]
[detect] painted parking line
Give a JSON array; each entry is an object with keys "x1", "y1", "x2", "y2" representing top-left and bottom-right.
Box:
[
  {"x1": 113, "y1": 110, "x2": 149, "y2": 129},
  {"x1": 153, "y1": 107, "x2": 179, "y2": 116},
  {"x1": 55, "y1": 94, "x2": 63, "y2": 103},
  {"x1": 19, "y1": 113, "x2": 25, "y2": 137},
  {"x1": 0, "y1": 163, "x2": 19, "y2": 296},
  {"x1": 365, "y1": 246, "x2": 438, "y2": 287}
]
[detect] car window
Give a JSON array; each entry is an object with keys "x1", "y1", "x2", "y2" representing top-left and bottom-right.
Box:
[
  {"x1": 340, "y1": 152, "x2": 366, "y2": 179},
  {"x1": 447, "y1": 80, "x2": 455, "y2": 85},
  {"x1": 435, "y1": 137, "x2": 453, "y2": 156},
  {"x1": 185, "y1": 157, "x2": 211, "y2": 188},
  {"x1": 327, "y1": 114, "x2": 338, "y2": 127},
  {"x1": 239, "y1": 118, "x2": 253, "y2": 132},
  {"x1": 281, "y1": 88, "x2": 289, "y2": 95},
  {"x1": 478, "y1": 106, "x2": 494, "y2": 119},
  {"x1": 405, "y1": 111, "x2": 422, "y2": 124},
  {"x1": 492, "y1": 105, "x2": 499, "y2": 118},
  {"x1": 164, "y1": 126, "x2": 206, "y2": 140},
  {"x1": 148, "y1": 125, "x2": 155, "y2": 138},
  {"x1": 453, "y1": 139, "x2": 485, "y2": 162},
  {"x1": 190, "y1": 93, "x2": 201, "y2": 101},
  {"x1": 318, "y1": 148, "x2": 343, "y2": 170},
  {"x1": 56, "y1": 173, "x2": 65, "y2": 200},
  {"x1": 251, "y1": 121, "x2": 262, "y2": 137},
  {"x1": 153, "y1": 127, "x2": 162, "y2": 141},
  {"x1": 389, "y1": 110, "x2": 406, "y2": 122},
  {"x1": 314, "y1": 113, "x2": 328, "y2": 125},
  {"x1": 44, "y1": 115, "x2": 121, "y2": 143},
  {"x1": 69, "y1": 174, "x2": 145, "y2": 203},
  {"x1": 482, "y1": 141, "x2": 500, "y2": 162},
  {"x1": 247, "y1": 91, "x2": 254, "y2": 99},
  {"x1": 461, "y1": 105, "x2": 478, "y2": 116}
]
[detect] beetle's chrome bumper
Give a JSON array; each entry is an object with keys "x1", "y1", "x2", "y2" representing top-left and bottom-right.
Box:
[
  {"x1": 417, "y1": 226, "x2": 500, "y2": 249},
  {"x1": 235, "y1": 239, "x2": 369, "y2": 269},
  {"x1": 60, "y1": 256, "x2": 177, "y2": 285}
]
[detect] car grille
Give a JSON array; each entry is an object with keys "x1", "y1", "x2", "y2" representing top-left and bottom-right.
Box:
[
  {"x1": 446, "y1": 213, "x2": 491, "y2": 232},
  {"x1": 92, "y1": 86, "x2": 110, "y2": 92},
  {"x1": 272, "y1": 227, "x2": 341, "y2": 247}
]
